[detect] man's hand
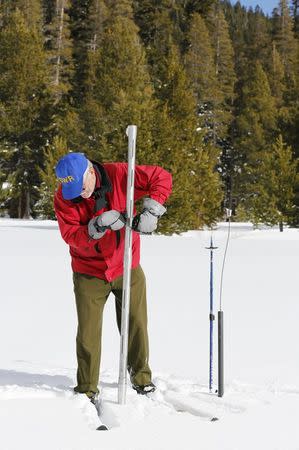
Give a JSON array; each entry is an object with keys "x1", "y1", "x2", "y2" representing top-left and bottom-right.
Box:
[
  {"x1": 88, "y1": 210, "x2": 126, "y2": 239},
  {"x1": 132, "y1": 198, "x2": 166, "y2": 234}
]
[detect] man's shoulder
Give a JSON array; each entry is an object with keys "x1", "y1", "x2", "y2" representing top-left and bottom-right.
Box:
[
  {"x1": 102, "y1": 162, "x2": 126, "y2": 169},
  {"x1": 101, "y1": 162, "x2": 127, "y2": 176}
]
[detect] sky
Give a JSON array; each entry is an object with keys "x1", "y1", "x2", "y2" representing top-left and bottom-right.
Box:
[{"x1": 232, "y1": 0, "x2": 281, "y2": 15}]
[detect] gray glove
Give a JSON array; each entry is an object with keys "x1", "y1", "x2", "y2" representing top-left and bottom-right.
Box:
[
  {"x1": 132, "y1": 198, "x2": 166, "y2": 234},
  {"x1": 88, "y1": 210, "x2": 126, "y2": 239}
]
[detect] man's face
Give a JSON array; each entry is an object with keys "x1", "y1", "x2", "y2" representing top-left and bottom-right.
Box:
[{"x1": 80, "y1": 166, "x2": 96, "y2": 198}]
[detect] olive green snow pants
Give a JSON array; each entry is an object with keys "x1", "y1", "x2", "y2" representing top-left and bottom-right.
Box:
[{"x1": 73, "y1": 265, "x2": 152, "y2": 395}]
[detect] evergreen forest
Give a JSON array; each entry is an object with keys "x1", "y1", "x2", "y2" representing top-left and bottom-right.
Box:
[{"x1": 0, "y1": 0, "x2": 298, "y2": 233}]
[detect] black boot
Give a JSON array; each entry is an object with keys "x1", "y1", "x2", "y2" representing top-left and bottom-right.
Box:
[{"x1": 132, "y1": 382, "x2": 156, "y2": 395}]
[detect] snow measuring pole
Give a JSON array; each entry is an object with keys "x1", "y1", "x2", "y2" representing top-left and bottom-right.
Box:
[
  {"x1": 206, "y1": 235, "x2": 218, "y2": 393},
  {"x1": 118, "y1": 125, "x2": 137, "y2": 405},
  {"x1": 217, "y1": 152, "x2": 234, "y2": 398},
  {"x1": 218, "y1": 207, "x2": 231, "y2": 398}
]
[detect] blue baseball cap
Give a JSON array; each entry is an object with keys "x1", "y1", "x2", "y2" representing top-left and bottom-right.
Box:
[{"x1": 55, "y1": 153, "x2": 88, "y2": 200}]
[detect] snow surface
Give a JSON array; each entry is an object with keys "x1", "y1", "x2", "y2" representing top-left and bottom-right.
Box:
[{"x1": 0, "y1": 219, "x2": 298, "y2": 449}]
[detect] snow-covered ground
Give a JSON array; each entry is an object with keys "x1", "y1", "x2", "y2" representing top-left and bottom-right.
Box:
[{"x1": 0, "y1": 219, "x2": 298, "y2": 449}]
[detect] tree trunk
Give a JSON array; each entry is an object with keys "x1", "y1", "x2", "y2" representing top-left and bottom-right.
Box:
[
  {"x1": 54, "y1": 1, "x2": 65, "y2": 88},
  {"x1": 91, "y1": 0, "x2": 99, "y2": 52},
  {"x1": 21, "y1": 191, "x2": 31, "y2": 219},
  {"x1": 18, "y1": 196, "x2": 22, "y2": 219},
  {"x1": 279, "y1": 221, "x2": 283, "y2": 232}
]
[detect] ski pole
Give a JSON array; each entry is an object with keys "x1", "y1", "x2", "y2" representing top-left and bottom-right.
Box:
[{"x1": 118, "y1": 125, "x2": 137, "y2": 405}]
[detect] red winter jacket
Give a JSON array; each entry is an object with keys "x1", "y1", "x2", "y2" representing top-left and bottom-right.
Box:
[{"x1": 54, "y1": 161, "x2": 172, "y2": 282}]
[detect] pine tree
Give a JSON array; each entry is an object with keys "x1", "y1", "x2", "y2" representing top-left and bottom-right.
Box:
[
  {"x1": 185, "y1": 12, "x2": 225, "y2": 146},
  {"x1": 106, "y1": 0, "x2": 133, "y2": 18},
  {"x1": 46, "y1": 0, "x2": 73, "y2": 103},
  {"x1": 245, "y1": 135, "x2": 298, "y2": 229},
  {"x1": 81, "y1": 15, "x2": 155, "y2": 163},
  {"x1": 235, "y1": 62, "x2": 277, "y2": 164},
  {"x1": 272, "y1": 0, "x2": 298, "y2": 84},
  {"x1": 43, "y1": 1, "x2": 85, "y2": 151},
  {"x1": 271, "y1": 1, "x2": 299, "y2": 158},
  {"x1": 133, "y1": 0, "x2": 212, "y2": 56},
  {"x1": 185, "y1": 13, "x2": 218, "y2": 109},
  {"x1": 134, "y1": 3, "x2": 222, "y2": 230},
  {"x1": 0, "y1": 9, "x2": 50, "y2": 218},
  {"x1": 233, "y1": 62, "x2": 277, "y2": 211},
  {"x1": 176, "y1": 0, "x2": 217, "y2": 47},
  {"x1": 268, "y1": 41, "x2": 285, "y2": 109},
  {"x1": 271, "y1": 1, "x2": 299, "y2": 226},
  {"x1": 206, "y1": 4, "x2": 236, "y2": 139},
  {"x1": 245, "y1": 6, "x2": 271, "y2": 65},
  {"x1": 133, "y1": 0, "x2": 161, "y2": 47},
  {"x1": 153, "y1": 43, "x2": 222, "y2": 231},
  {"x1": 68, "y1": 0, "x2": 109, "y2": 105},
  {"x1": 204, "y1": 3, "x2": 236, "y2": 211},
  {"x1": 221, "y1": 0, "x2": 250, "y2": 203},
  {"x1": 141, "y1": 7, "x2": 179, "y2": 93},
  {"x1": 222, "y1": 0, "x2": 248, "y2": 79},
  {"x1": 89, "y1": 0, "x2": 109, "y2": 51},
  {"x1": 207, "y1": 3, "x2": 235, "y2": 103},
  {"x1": 35, "y1": 136, "x2": 69, "y2": 218},
  {"x1": 0, "y1": 0, "x2": 43, "y2": 28},
  {"x1": 179, "y1": 0, "x2": 216, "y2": 18}
]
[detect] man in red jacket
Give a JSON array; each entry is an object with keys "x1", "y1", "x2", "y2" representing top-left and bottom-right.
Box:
[{"x1": 54, "y1": 152, "x2": 172, "y2": 401}]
